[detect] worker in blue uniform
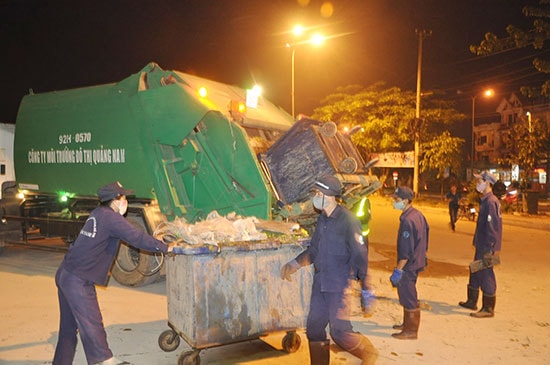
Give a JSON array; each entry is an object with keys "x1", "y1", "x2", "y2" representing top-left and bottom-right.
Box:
[
  {"x1": 446, "y1": 184, "x2": 461, "y2": 232},
  {"x1": 389, "y1": 186, "x2": 429, "y2": 340},
  {"x1": 53, "y1": 182, "x2": 173, "y2": 365},
  {"x1": 459, "y1": 171, "x2": 502, "y2": 318},
  {"x1": 280, "y1": 175, "x2": 378, "y2": 365}
]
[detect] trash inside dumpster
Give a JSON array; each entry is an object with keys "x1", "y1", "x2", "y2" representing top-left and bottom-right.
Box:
[{"x1": 159, "y1": 240, "x2": 312, "y2": 363}]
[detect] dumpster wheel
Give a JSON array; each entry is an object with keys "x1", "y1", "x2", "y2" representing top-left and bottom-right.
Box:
[
  {"x1": 158, "y1": 329, "x2": 180, "y2": 352},
  {"x1": 178, "y1": 349, "x2": 201, "y2": 365},
  {"x1": 320, "y1": 121, "x2": 337, "y2": 137},
  {"x1": 282, "y1": 331, "x2": 301, "y2": 353}
]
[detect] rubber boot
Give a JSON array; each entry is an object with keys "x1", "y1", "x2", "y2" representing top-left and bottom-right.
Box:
[
  {"x1": 459, "y1": 285, "x2": 479, "y2": 310},
  {"x1": 308, "y1": 340, "x2": 330, "y2": 365},
  {"x1": 391, "y1": 308, "x2": 420, "y2": 340},
  {"x1": 470, "y1": 294, "x2": 496, "y2": 318},
  {"x1": 347, "y1": 335, "x2": 379, "y2": 365},
  {"x1": 392, "y1": 307, "x2": 405, "y2": 330}
]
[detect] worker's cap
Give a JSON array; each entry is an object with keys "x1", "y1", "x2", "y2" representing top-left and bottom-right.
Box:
[
  {"x1": 97, "y1": 181, "x2": 134, "y2": 202},
  {"x1": 393, "y1": 186, "x2": 414, "y2": 201},
  {"x1": 473, "y1": 171, "x2": 497, "y2": 185},
  {"x1": 313, "y1": 175, "x2": 342, "y2": 196}
]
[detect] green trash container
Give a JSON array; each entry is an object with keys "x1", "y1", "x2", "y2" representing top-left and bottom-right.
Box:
[{"x1": 525, "y1": 191, "x2": 539, "y2": 215}]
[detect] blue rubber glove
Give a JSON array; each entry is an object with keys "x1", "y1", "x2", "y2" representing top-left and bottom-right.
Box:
[
  {"x1": 361, "y1": 289, "x2": 375, "y2": 313},
  {"x1": 389, "y1": 268, "x2": 403, "y2": 288}
]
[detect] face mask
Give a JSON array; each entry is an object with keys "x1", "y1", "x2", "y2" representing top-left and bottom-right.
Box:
[
  {"x1": 312, "y1": 195, "x2": 329, "y2": 210},
  {"x1": 115, "y1": 199, "x2": 128, "y2": 215},
  {"x1": 476, "y1": 181, "x2": 488, "y2": 193},
  {"x1": 393, "y1": 200, "x2": 406, "y2": 211}
]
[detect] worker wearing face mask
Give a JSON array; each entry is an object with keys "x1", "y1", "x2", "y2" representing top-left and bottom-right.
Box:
[
  {"x1": 53, "y1": 182, "x2": 174, "y2": 365},
  {"x1": 389, "y1": 186, "x2": 429, "y2": 340},
  {"x1": 280, "y1": 175, "x2": 378, "y2": 365},
  {"x1": 459, "y1": 171, "x2": 502, "y2": 318}
]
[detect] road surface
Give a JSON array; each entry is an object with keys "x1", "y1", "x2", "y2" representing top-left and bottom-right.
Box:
[{"x1": 1, "y1": 195, "x2": 549, "y2": 364}]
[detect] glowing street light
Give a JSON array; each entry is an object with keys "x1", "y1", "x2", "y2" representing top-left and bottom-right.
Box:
[
  {"x1": 293, "y1": 24, "x2": 304, "y2": 37},
  {"x1": 471, "y1": 88, "x2": 494, "y2": 171},
  {"x1": 287, "y1": 26, "x2": 325, "y2": 118}
]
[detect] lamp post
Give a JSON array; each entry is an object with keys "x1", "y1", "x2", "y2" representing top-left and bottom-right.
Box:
[
  {"x1": 287, "y1": 27, "x2": 324, "y2": 118},
  {"x1": 471, "y1": 89, "x2": 494, "y2": 172},
  {"x1": 291, "y1": 46, "x2": 296, "y2": 118}
]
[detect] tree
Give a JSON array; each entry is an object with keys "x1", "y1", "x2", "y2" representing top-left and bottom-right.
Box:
[
  {"x1": 470, "y1": 1, "x2": 550, "y2": 97},
  {"x1": 420, "y1": 131, "x2": 465, "y2": 196},
  {"x1": 311, "y1": 82, "x2": 466, "y2": 186},
  {"x1": 499, "y1": 113, "x2": 549, "y2": 210},
  {"x1": 471, "y1": 1, "x2": 550, "y2": 210}
]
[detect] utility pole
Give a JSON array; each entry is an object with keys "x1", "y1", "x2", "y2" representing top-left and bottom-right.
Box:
[{"x1": 413, "y1": 29, "x2": 431, "y2": 196}]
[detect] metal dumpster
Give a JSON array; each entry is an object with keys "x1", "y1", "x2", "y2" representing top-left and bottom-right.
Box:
[{"x1": 158, "y1": 241, "x2": 312, "y2": 364}]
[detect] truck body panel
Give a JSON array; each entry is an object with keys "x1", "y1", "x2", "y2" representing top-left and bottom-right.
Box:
[
  {"x1": 0, "y1": 123, "x2": 15, "y2": 199},
  {"x1": 14, "y1": 63, "x2": 279, "y2": 221}
]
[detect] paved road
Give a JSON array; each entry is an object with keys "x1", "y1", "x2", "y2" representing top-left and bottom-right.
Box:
[{"x1": 1, "y1": 197, "x2": 549, "y2": 364}]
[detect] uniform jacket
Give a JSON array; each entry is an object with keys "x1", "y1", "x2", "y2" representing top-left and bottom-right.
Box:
[
  {"x1": 295, "y1": 204, "x2": 368, "y2": 292},
  {"x1": 473, "y1": 191, "x2": 502, "y2": 258},
  {"x1": 397, "y1": 206, "x2": 429, "y2": 273},
  {"x1": 61, "y1": 205, "x2": 167, "y2": 285}
]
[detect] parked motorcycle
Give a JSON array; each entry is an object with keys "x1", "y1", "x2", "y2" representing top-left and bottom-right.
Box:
[{"x1": 458, "y1": 198, "x2": 477, "y2": 221}]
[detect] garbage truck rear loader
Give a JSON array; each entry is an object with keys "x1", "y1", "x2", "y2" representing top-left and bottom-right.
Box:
[{"x1": 0, "y1": 63, "x2": 380, "y2": 286}]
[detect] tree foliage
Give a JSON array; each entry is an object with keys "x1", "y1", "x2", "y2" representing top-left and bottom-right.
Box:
[
  {"x1": 310, "y1": 82, "x2": 466, "y2": 188},
  {"x1": 420, "y1": 131, "x2": 464, "y2": 177},
  {"x1": 311, "y1": 82, "x2": 466, "y2": 156},
  {"x1": 498, "y1": 114, "x2": 549, "y2": 180},
  {"x1": 420, "y1": 131, "x2": 464, "y2": 194},
  {"x1": 470, "y1": 1, "x2": 550, "y2": 97}
]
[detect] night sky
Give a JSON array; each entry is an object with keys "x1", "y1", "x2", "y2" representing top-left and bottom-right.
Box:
[{"x1": 0, "y1": 0, "x2": 544, "y2": 123}]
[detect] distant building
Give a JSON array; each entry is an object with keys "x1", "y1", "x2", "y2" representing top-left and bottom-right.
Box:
[{"x1": 473, "y1": 93, "x2": 549, "y2": 193}]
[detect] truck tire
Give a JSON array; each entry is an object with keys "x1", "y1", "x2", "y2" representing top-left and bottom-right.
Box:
[
  {"x1": 112, "y1": 244, "x2": 163, "y2": 287},
  {"x1": 111, "y1": 214, "x2": 163, "y2": 287}
]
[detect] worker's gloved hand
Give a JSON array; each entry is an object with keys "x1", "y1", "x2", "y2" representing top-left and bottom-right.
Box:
[
  {"x1": 281, "y1": 260, "x2": 301, "y2": 281},
  {"x1": 360, "y1": 289, "x2": 375, "y2": 314},
  {"x1": 389, "y1": 268, "x2": 403, "y2": 288}
]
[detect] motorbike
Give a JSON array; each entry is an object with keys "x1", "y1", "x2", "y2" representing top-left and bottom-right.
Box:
[
  {"x1": 458, "y1": 198, "x2": 477, "y2": 221},
  {"x1": 504, "y1": 187, "x2": 520, "y2": 204}
]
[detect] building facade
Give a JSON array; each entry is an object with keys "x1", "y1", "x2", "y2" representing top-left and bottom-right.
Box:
[{"x1": 473, "y1": 93, "x2": 548, "y2": 194}]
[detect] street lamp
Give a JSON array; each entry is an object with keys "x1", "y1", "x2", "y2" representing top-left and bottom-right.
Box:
[
  {"x1": 287, "y1": 26, "x2": 325, "y2": 118},
  {"x1": 471, "y1": 89, "x2": 494, "y2": 172}
]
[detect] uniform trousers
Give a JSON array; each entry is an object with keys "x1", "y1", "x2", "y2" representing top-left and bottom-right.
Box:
[
  {"x1": 397, "y1": 270, "x2": 419, "y2": 309},
  {"x1": 305, "y1": 276, "x2": 364, "y2": 350},
  {"x1": 53, "y1": 265, "x2": 112, "y2": 365},
  {"x1": 468, "y1": 267, "x2": 497, "y2": 295}
]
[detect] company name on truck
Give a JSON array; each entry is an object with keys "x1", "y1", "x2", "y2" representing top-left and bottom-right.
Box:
[{"x1": 27, "y1": 132, "x2": 126, "y2": 165}]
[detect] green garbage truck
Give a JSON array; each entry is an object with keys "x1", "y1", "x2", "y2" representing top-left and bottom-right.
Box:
[{"x1": 0, "y1": 63, "x2": 380, "y2": 286}]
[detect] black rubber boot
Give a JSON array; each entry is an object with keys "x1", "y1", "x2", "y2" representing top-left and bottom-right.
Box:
[
  {"x1": 459, "y1": 285, "x2": 479, "y2": 310},
  {"x1": 308, "y1": 340, "x2": 330, "y2": 365},
  {"x1": 392, "y1": 308, "x2": 420, "y2": 340},
  {"x1": 471, "y1": 294, "x2": 496, "y2": 318},
  {"x1": 347, "y1": 335, "x2": 379, "y2": 365}
]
